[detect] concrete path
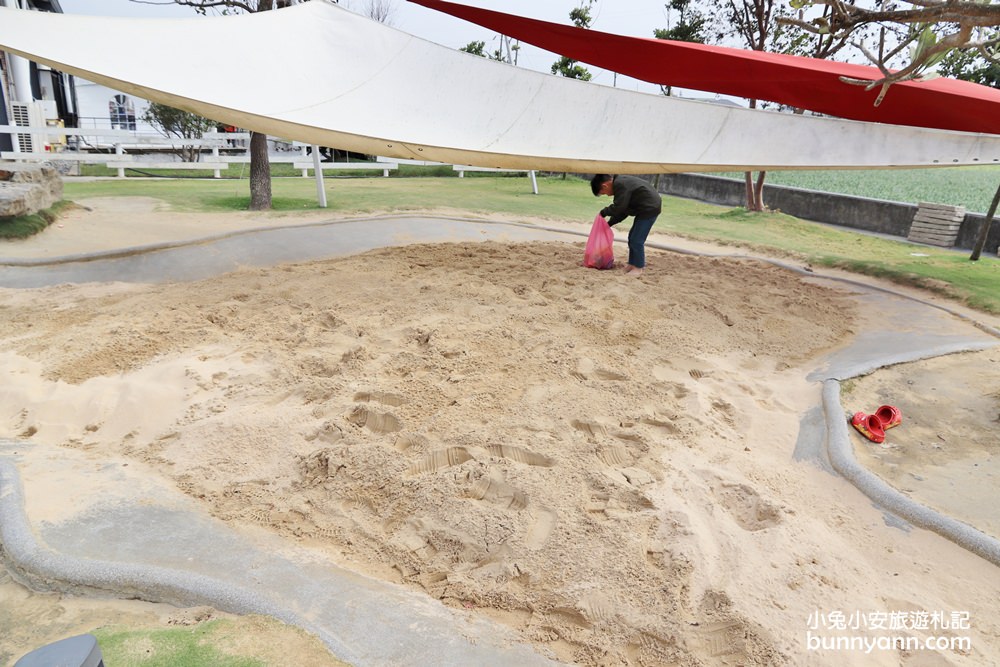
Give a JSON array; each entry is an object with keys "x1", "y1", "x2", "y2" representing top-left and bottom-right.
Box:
[
  {"x1": 0, "y1": 445, "x2": 558, "y2": 666},
  {"x1": 0, "y1": 215, "x2": 574, "y2": 287},
  {"x1": 1, "y1": 215, "x2": 998, "y2": 665}
]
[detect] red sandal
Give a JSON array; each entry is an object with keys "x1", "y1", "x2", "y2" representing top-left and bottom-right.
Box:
[
  {"x1": 874, "y1": 405, "x2": 902, "y2": 430},
  {"x1": 851, "y1": 411, "x2": 886, "y2": 444}
]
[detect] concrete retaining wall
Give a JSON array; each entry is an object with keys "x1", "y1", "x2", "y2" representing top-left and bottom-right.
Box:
[{"x1": 653, "y1": 173, "x2": 999, "y2": 254}]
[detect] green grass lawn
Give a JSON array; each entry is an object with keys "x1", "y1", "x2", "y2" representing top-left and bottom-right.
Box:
[
  {"x1": 60, "y1": 173, "x2": 591, "y2": 219},
  {"x1": 0, "y1": 200, "x2": 77, "y2": 239},
  {"x1": 91, "y1": 617, "x2": 349, "y2": 667},
  {"x1": 5, "y1": 173, "x2": 1000, "y2": 314}
]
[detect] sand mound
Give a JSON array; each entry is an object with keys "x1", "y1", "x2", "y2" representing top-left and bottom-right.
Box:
[{"x1": 3, "y1": 240, "x2": 999, "y2": 665}]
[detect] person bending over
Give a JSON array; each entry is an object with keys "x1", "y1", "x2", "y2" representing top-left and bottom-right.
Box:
[{"x1": 590, "y1": 174, "x2": 662, "y2": 276}]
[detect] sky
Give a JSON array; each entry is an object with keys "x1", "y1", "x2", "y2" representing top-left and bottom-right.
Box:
[{"x1": 54, "y1": 0, "x2": 718, "y2": 98}]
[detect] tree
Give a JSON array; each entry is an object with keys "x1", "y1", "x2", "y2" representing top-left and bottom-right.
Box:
[
  {"x1": 140, "y1": 103, "x2": 218, "y2": 162},
  {"x1": 551, "y1": 1, "x2": 595, "y2": 80},
  {"x1": 655, "y1": 0, "x2": 708, "y2": 45},
  {"x1": 494, "y1": 34, "x2": 521, "y2": 65},
  {"x1": 134, "y1": 0, "x2": 415, "y2": 210},
  {"x1": 460, "y1": 40, "x2": 487, "y2": 57},
  {"x1": 706, "y1": 0, "x2": 797, "y2": 212},
  {"x1": 460, "y1": 38, "x2": 520, "y2": 64},
  {"x1": 937, "y1": 42, "x2": 1000, "y2": 87},
  {"x1": 654, "y1": 1, "x2": 708, "y2": 96},
  {"x1": 782, "y1": 2, "x2": 1000, "y2": 261},
  {"x1": 133, "y1": 0, "x2": 315, "y2": 210},
  {"x1": 782, "y1": 1, "x2": 1000, "y2": 105},
  {"x1": 364, "y1": 0, "x2": 396, "y2": 26}
]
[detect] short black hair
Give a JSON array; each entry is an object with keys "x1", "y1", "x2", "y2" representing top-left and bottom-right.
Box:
[{"x1": 590, "y1": 174, "x2": 611, "y2": 196}]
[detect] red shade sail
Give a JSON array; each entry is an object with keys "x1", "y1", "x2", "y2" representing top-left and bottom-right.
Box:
[{"x1": 410, "y1": 0, "x2": 1000, "y2": 136}]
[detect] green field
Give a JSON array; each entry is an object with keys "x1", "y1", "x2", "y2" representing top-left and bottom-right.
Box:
[{"x1": 715, "y1": 166, "x2": 1000, "y2": 213}]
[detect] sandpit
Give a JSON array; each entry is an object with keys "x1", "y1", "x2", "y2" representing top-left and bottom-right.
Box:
[{"x1": 2, "y1": 220, "x2": 999, "y2": 665}]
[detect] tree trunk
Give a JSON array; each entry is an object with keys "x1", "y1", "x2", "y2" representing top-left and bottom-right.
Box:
[
  {"x1": 248, "y1": 130, "x2": 272, "y2": 211},
  {"x1": 970, "y1": 181, "x2": 1000, "y2": 261},
  {"x1": 753, "y1": 170, "x2": 767, "y2": 211},
  {"x1": 743, "y1": 171, "x2": 767, "y2": 211},
  {"x1": 741, "y1": 96, "x2": 768, "y2": 212}
]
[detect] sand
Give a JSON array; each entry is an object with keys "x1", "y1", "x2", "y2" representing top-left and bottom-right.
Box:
[{"x1": 1, "y1": 197, "x2": 999, "y2": 666}]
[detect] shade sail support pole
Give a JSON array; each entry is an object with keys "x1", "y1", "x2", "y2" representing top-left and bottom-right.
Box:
[{"x1": 311, "y1": 144, "x2": 327, "y2": 208}]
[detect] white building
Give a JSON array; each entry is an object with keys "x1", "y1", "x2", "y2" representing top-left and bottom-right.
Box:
[{"x1": 1, "y1": 0, "x2": 157, "y2": 152}]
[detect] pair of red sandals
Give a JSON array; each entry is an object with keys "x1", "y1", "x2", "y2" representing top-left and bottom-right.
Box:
[{"x1": 850, "y1": 405, "x2": 902, "y2": 444}]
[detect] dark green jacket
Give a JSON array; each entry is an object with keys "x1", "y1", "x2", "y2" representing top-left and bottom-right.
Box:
[{"x1": 600, "y1": 175, "x2": 662, "y2": 226}]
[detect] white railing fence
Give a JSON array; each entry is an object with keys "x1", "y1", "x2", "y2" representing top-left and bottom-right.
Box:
[{"x1": 0, "y1": 125, "x2": 539, "y2": 195}]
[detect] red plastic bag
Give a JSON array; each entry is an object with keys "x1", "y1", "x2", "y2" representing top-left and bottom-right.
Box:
[{"x1": 583, "y1": 213, "x2": 615, "y2": 269}]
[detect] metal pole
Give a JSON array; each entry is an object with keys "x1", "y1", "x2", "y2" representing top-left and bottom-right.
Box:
[{"x1": 311, "y1": 144, "x2": 327, "y2": 208}]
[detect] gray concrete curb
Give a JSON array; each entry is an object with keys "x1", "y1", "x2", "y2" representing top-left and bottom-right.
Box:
[
  {"x1": 821, "y1": 381, "x2": 1000, "y2": 567},
  {"x1": 0, "y1": 459, "x2": 361, "y2": 664},
  {"x1": 0, "y1": 214, "x2": 575, "y2": 267}
]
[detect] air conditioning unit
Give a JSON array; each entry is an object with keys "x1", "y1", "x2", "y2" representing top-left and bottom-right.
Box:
[{"x1": 10, "y1": 101, "x2": 49, "y2": 153}]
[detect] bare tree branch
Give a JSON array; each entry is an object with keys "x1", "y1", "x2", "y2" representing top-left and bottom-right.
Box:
[
  {"x1": 793, "y1": 1, "x2": 1000, "y2": 30},
  {"x1": 364, "y1": 0, "x2": 397, "y2": 25},
  {"x1": 782, "y1": 1, "x2": 1000, "y2": 102},
  {"x1": 130, "y1": 0, "x2": 294, "y2": 15}
]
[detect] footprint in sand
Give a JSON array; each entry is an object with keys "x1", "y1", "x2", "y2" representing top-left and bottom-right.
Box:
[
  {"x1": 524, "y1": 506, "x2": 557, "y2": 550},
  {"x1": 353, "y1": 390, "x2": 406, "y2": 407},
  {"x1": 640, "y1": 416, "x2": 681, "y2": 435},
  {"x1": 710, "y1": 398, "x2": 739, "y2": 428},
  {"x1": 597, "y1": 443, "x2": 635, "y2": 467},
  {"x1": 576, "y1": 590, "x2": 619, "y2": 625},
  {"x1": 468, "y1": 470, "x2": 529, "y2": 510},
  {"x1": 483, "y1": 443, "x2": 554, "y2": 467},
  {"x1": 712, "y1": 480, "x2": 783, "y2": 532},
  {"x1": 393, "y1": 432, "x2": 428, "y2": 452},
  {"x1": 603, "y1": 466, "x2": 657, "y2": 489},
  {"x1": 572, "y1": 357, "x2": 629, "y2": 382},
  {"x1": 345, "y1": 404, "x2": 402, "y2": 433},
  {"x1": 595, "y1": 442, "x2": 658, "y2": 492},
  {"x1": 586, "y1": 472, "x2": 656, "y2": 521},
  {"x1": 687, "y1": 590, "x2": 754, "y2": 663},
  {"x1": 689, "y1": 620, "x2": 750, "y2": 661},
  {"x1": 405, "y1": 447, "x2": 473, "y2": 475},
  {"x1": 391, "y1": 521, "x2": 439, "y2": 561},
  {"x1": 571, "y1": 419, "x2": 608, "y2": 439}
]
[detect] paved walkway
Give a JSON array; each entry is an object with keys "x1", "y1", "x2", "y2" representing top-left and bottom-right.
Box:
[{"x1": 1, "y1": 215, "x2": 998, "y2": 665}]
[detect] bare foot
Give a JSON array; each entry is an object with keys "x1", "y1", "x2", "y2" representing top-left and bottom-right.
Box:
[{"x1": 623, "y1": 264, "x2": 644, "y2": 276}]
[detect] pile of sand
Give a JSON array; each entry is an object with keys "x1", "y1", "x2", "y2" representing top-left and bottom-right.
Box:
[{"x1": 2, "y1": 238, "x2": 998, "y2": 665}]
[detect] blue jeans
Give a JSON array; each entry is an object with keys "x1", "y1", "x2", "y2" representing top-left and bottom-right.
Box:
[{"x1": 627, "y1": 214, "x2": 659, "y2": 268}]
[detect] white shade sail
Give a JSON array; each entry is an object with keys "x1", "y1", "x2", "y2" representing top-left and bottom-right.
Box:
[{"x1": 2, "y1": 0, "x2": 1000, "y2": 172}]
